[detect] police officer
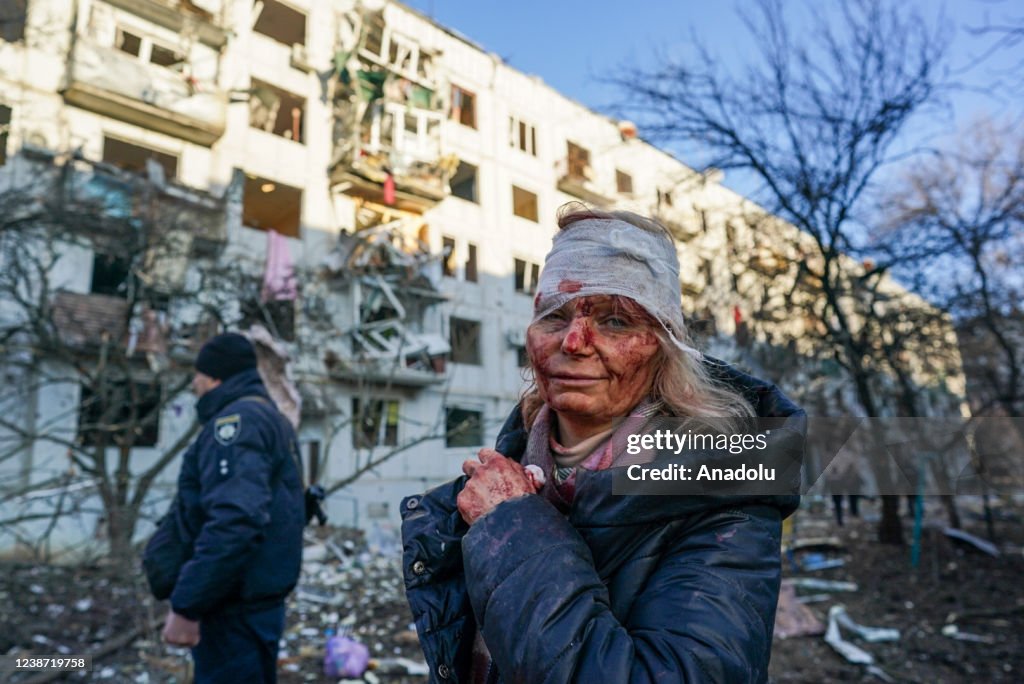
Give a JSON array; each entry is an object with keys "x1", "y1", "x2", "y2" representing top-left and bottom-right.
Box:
[{"x1": 144, "y1": 333, "x2": 304, "y2": 684}]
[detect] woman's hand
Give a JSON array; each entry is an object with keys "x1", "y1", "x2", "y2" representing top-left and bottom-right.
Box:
[{"x1": 457, "y1": 449, "x2": 538, "y2": 525}]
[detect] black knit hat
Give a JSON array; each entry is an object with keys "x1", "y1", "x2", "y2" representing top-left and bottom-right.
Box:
[{"x1": 195, "y1": 333, "x2": 258, "y2": 381}]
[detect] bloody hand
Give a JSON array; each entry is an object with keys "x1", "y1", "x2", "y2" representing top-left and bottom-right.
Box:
[{"x1": 457, "y1": 449, "x2": 538, "y2": 525}]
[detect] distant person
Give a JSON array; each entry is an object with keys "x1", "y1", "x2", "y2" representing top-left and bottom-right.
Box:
[
  {"x1": 832, "y1": 494, "x2": 861, "y2": 526},
  {"x1": 401, "y1": 205, "x2": 805, "y2": 682},
  {"x1": 143, "y1": 333, "x2": 304, "y2": 684}
]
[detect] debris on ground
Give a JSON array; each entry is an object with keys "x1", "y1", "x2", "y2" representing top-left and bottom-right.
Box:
[
  {"x1": 786, "y1": 578, "x2": 859, "y2": 592},
  {"x1": 2, "y1": 497, "x2": 1021, "y2": 682},
  {"x1": 770, "y1": 496, "x2": 1024, "y2": 683},
  {"x1": 942, "y1": 526, "x2": 1001, "y2": 557},
  {"x1": 774, "y1": 583, "x2": 826, "y2": 639},
  {"x1": 0, "y1": 526, "x2": 425, "y2": 683}
]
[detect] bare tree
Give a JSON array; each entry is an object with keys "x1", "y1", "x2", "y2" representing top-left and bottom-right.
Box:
[
  {"x1": 614, "y1": 0, "x2": 954, "y2": 542},
  {"x1": 966, "y1": 2, "x2": 1024, "y2": 95},
  {"x1": 882, "y1": 119, "x2": 1024, "y2": 423},
  {"x1": 0, "y1": 151, "x2": 244, "y2": 572}
]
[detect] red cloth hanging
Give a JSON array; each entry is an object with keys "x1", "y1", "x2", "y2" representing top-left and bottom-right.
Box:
[{"x1": 383, "y1": 173, "x2": 396, "y2": 205}]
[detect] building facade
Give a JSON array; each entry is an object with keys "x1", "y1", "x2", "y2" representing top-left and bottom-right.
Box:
[{"x1": 0, "y1": 0, "x2": 968, "y2": 557}]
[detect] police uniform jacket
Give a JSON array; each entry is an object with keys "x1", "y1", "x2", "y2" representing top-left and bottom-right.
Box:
[
  {"x1": 144, "y1": 368, "x2": 304, "y2": 620},
  {"x1": 401, "y1": 361, "x2": 804, "y2": 683}
]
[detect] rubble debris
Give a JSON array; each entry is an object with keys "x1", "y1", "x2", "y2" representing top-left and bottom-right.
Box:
[
  {"x1": 824, "y1": 607, "x2": 875, "y2": 665},
  {"x1": 370, "y1": 657, "x2": 430, "y2": 676},
  {"x1": 249, "y1": 323, "x2": 302, "y2": 428},
  {"x1": 791, "y1": 536, "x2": 844, "y2": 552},
  {"x1": 786, "y1": 578, "x2": 859, "y2": 592},
  {"x1": 774, "y1": 582, "x2": 826, "y2": 639},
  {"x1": 799, "y1": 552, "x2": 846, "y2": 571},
  {"x1": 943, "y1": 527, "x2": 1001, "y2": 557},
  {"x1": 823, "y1": 606, "x2": 899, "y2": 682},
  {"x1": 941, "y1": 624, "x2": 996, "y2": 644},
  {"x1": 324, "y1": 632, "x2": 370, "y2": 678},
  {"x1": 831, "y1": 605, "x2": 900, "y2": 643}
]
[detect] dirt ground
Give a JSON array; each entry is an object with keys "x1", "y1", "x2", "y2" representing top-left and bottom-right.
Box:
[
  {"x1": 770, "y1": 496, "x2": 1024, "y2": 683},
  {"x1": 1, "y1": 496, "x2": 1021, "y2": 683}
]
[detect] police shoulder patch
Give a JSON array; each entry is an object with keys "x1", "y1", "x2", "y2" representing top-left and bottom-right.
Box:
[{"x1": 214, "y1": 413, "x2": 241, "y2": 446}]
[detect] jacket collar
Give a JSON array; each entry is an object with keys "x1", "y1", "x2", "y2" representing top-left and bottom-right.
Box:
[{"x1": 195, "y1": 368, "x2": 269, "y2": 423}]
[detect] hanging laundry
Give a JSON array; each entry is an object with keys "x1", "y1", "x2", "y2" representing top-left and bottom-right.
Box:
[{"x1": 262, "y1": 230, "x2": 298, "y2": 302}]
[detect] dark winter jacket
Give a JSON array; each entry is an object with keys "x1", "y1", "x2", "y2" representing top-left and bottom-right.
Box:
[
  {"x1": 143, "y1": 368, "x2": 304, "y2": 620},
  {"x1": 401, "y1": 360, "x2": 804, "y2": 684}
]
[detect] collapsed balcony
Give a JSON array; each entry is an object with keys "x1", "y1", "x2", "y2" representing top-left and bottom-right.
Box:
[
  {"x1": 319, "y1": 216, "x2": 450, "y2": 388},
  {"x1": 59, "y1": 151, "x2": 234, "y2": 251},
  {"x1": 329, "y1": 8, "x2": 454, "y2": 210}
]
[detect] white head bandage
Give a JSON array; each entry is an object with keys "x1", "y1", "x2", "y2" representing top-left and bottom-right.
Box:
[{"x1": 532, "y1": 218, "x2": 700, "y2": 357}]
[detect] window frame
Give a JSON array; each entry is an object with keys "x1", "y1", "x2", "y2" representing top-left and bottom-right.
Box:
[
  {"x1": 449, "y1": 316, "x2": 482, "y2": 365},
  {"x1": 449, "y1": 160, "x2": 479, "y2": 203},
  {"x1": 242, "y1": 173, "x2": 303, "y2": 238},
  {"x1": 252, "y1": 0, "x2": 307, "y2": 47},
  {"x1": 616, "y1": 169, "x2": 634, "y2": 195},
  {"x1": 77, "y1": 379, "x2": 162, "y2": 448},
  {"x1": 450, "y1": 84, "x2": 477, "y2": 129},
  {"x1": 508, "y1": 115, "x2": 538, "y2": 156},
  {"x1": 513, "y1": 257, "x2": 541, "y2": 295},
  {"x1": 445, "y1": 406, "x2": 484, "y2": 448},
  {"x1": 511, "y1": 185, "x2": 539, "y2": 222},
  {"x1": 351, "y1": 397, "x2": 400, "y2": 449}
]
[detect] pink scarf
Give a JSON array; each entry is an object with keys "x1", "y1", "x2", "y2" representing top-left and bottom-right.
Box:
[{"x1": 522, "y1": 399, "x2": 663, "y2": 510}]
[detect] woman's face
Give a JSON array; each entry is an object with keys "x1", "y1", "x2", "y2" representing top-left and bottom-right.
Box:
[{"x1": 527, "y1": 295, "x2": 661, "y2": 424}]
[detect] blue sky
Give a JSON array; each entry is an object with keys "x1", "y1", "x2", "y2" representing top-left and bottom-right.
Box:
[{"x1": 404, "y1": 0, "x2": 1021, "y2": 142}]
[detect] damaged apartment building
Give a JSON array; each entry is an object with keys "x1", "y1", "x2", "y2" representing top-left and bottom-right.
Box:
[{"x1": 0, "y1": 0, "x2": 968, "y2": 554}]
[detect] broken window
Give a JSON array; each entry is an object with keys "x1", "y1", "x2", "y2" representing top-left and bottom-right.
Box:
[
  {"x1": 241, "y1": 297, "x2": 296, "y2": 341},
  {"x1": 90, "y1": 253, "x2": 132, "y2": 297},
  {"x1": 514, "y1": 258, "x2": 541, "y2": 294},
  {"x1": 115, "y1": 28, "x2": 142, "y2": 57},
  {"x1": 446, "y1": 407, "x2": 483, "y2": 448},
  {"x1": 114, "y1": 28, "x2": 182, "y2": 69},
  {"x1": 465, "y1": 242, "x2": 478, "y2": 283},
  {"x1": 249, "y1": 79, "x2": 305, "y2": 143},
  {"x1": 0, "y1": 104, "x2": 10, "y2": 166},
  {"x1": 253, "y1": 0, "x2": 306, "y2": 47},
  {"x1": 658, "y1": 188, "x2": 674, "y2": 208},
  {"x1": 449, "y1": 317, "x2": 481, "y2": 365},
  {"x1": 0, "y1": 0, "x2": 27, "y2": 43},
  {"x1": 450, "y1": 160, "x2": 478, "y2": 202},
  {"x1": 509, "y1": 116, "x2": 537, "y2": 156},
  {"x1": 512, "y1": 185, "x2": 538, "y2": 222},
  {"x1": 616, "y1": 169, "x2": 633, "y2": 194},
  {"x1": 442, "y1": 235, "x2": 456, "y2": 277},
  {"x1": 78, "y1": 380, "x2": 161, "y2": 448},
  {"x1": 102, "y1": 136, "x2": 178, "y2": 180},
  {"x1": 566, "y1": 141, "x2": 590, "y2": 179},
  {"x1": 242, "y1": 174, "x2": 302, "y2": 238},
  {"x1": 149, "y1": 42, "x2": 184, "y2": 68},
  {"x1": 450, "y1": 85, "x2": 476, "y2": 129},
  {"x1": 352, "y1": 398, "x2": 399, "y2": 448}
]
